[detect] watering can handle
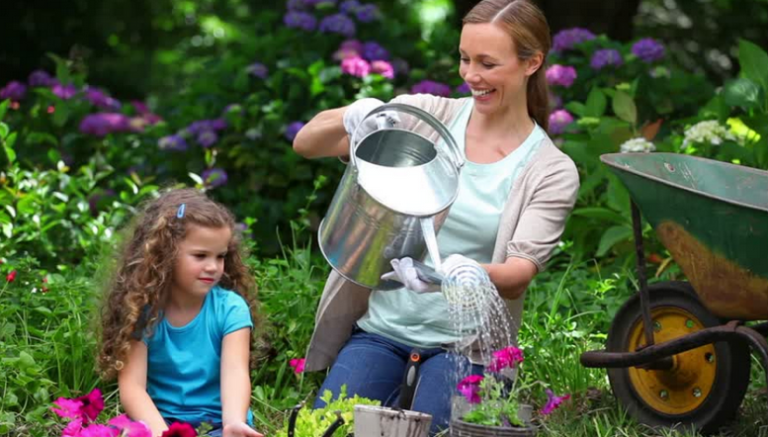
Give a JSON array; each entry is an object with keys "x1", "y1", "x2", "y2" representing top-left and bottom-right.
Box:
[{"x1": 349, "y1": 102, "x2": 464, "y2": 170}]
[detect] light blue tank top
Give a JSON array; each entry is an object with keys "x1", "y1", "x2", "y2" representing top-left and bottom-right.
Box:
[{"x1": 357, "y1": 99, "x2": 545, "y2": 348}]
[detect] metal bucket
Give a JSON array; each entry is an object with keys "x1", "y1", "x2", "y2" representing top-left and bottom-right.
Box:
[
  {"x1": 318, "y1": 103, "x2": 463, "y2": 290},
  {"x1": 354, "y1": 405, "x2": 432, "y2": 437}
]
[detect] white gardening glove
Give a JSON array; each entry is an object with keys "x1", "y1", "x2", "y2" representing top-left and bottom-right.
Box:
[
  {"x1": 440, "y1": 254, "x2": 482, "y2": 277},
  {"x1": 342, "y1": 98, "x2": 399, "y2": 140},
  {"x1": 380, "y1": 257, "x2": 441, "y2": 293}
]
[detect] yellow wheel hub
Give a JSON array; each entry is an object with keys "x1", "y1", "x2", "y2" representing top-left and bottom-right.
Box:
[{"x1": 627, "y1": 307, "x2": 717, "y2": 415}]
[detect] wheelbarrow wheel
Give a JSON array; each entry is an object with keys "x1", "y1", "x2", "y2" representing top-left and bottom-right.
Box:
[{"x1": 606, "y1": 281, "x2": 751, "y2": 434}]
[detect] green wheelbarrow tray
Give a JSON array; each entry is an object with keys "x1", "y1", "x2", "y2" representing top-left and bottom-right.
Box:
[{"x1": 601, "y1": 152, "x2": 768, "y2": 321}]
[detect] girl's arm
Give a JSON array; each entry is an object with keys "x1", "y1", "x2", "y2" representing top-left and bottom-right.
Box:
[
  {"x1": 484, "y1": 257, "x2": 538, "y2": 300},
  {"x1": 118, "y1": 340, "x2": 169, "y2": 437},
  {"x1": 292, "y1": 106, "x2": 350, "y2": 159},
  {"x1": 221, "y1": 328, "x2": 261, "y2": 437}
]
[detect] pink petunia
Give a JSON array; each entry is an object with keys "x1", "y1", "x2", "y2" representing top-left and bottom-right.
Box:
[
  {"x1": 161, "y1": 422, "x2": 197, "y2": 437},
  {"x1": 63, "y1": 418, "x2": 84, "y2": 437},
  {"x1": 540, "y1": 389, "x2": 570, "y2": 415},
  {"x1": 76, "y1": 388, "x2": 105, "y2": 422},
  {"x1": 52, "y1": 397, "x2": 84, "y2": 420},
  {"x1": 289, "y1": 358, "x2": 306, "y2": 374},
  {"x1": 487, "y1": 346, "x2": 524, "y2": 372},
  {"x1": 456, "y1": 375, "x2": 484, "y2": 404},
  {"x1": 79, "y1": 424, "x2": 119, "y2": 437},
  {"x1": 109, "y1": 414, "x2": 152, "y2": 437}
]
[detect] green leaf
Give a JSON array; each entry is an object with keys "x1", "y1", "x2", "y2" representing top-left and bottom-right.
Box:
[
  {"x1": 585, "y1": 87, "x2": 607, "y2": 117},
  {"x1": 722, "y1": 78, "x2": 762, "y2": 110},
  {"x1": 53, "y1": 104, "x2": 70, "y2": 127},
  {"x1": 597, "y1": 226, "x2": 633, "y2": 257},
  {"x1": 606, "y1": 174, "x2": 631, "y2": 212},
  {"x1": 27, "y1": 131, "x2": 59, "y2": 146},
  {"x1": 612, "y1": 91, "x2": 637, "y2": 125},
  {"x1": 738, "y1": 39, "x2": 768, "y2": 94},
  {"x1": 3, "y1": 144, "x2": 15, "y2": 164},
  {"x1": 571, "y1": 207, "x2": 627, "y2": 225},
  {"x1": 564, "y1": 101, "x2": 587, "y2": 117},
  {"x1": 0, "y1": 122, "x2": 8, "y2": 139},
  {"x1": 0, "y1": 99, "x2": 9, "y2": 121},
  {"x1": 5, "y1": 132, "x2": 16, "y2": 149}
]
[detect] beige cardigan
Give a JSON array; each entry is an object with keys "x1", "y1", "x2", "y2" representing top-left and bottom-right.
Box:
[{"x1": 304, "y1": 94, "x2": 580, "y2": 372}]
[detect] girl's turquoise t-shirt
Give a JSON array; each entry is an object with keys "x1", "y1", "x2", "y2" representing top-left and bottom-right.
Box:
[
  {"x1": 143, "y1": 285, "x2": 254, "y2": 426},
  {"x1": 357, "y1": 99, "x2": 545, "y2": 348}
]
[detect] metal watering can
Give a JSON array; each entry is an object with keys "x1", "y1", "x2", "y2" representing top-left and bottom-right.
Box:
[{"x1": 318, "y1": 103, "x2": 464, "y2": 290}]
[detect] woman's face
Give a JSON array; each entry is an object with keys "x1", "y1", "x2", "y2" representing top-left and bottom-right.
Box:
[{"x1": 459, "y1": 23, "x2": 539, "y2": 116}]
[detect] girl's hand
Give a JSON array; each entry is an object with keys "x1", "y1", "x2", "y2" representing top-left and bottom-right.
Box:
[{"x1": 222, "y1": 422, "x2": 262, "y2": 437}]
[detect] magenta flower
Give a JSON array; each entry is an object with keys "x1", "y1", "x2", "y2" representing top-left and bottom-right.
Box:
[
  {"x1": 371, "y1": 61, "x2": 394, "y2": 79},
  {"x1": 548, "y1": 109, "x2": 574, "y2": 135},
  {"x1": 109, "y1": 414, "x2": 152, "y2": 437},
  {"x1": 411, "y1": 80, "x2": 451, "y2": 97},
  {"x1": 53, "y1": 83, "x2": 78, "y2": 100},
  {"x1": 341, "y1": 56, "x2": 371, "y2": 78},
  {"x1": 290, "y1": 358, "x2": 306, "y2": 374},
  {"x1": 488, "y1": 346, "x2": 524, "y2": 372},
  {"x1": 161, "y1": 422, "x2": 197, "y2": 437},
  {"x1": 80, "y1": 424, "x2": 119, "y2": 437},
  {"x1": 457, "y1": 375, "x2": 484, "y2": 404},
  {"x1": 77, "y1": 388, "x2": 105, "y2": 422},
  {"x1": 52, "y1": 397, "x2": 84, "y2": 420},
  {"x1": 0, "y1": 81, "x2": 27, "y2": 101},
  {"x1": 545, "y1": 65, "x2": 577, "y2": 88},
  {"x1": 540, "y1": 389, "x2": 570, "y2": 415},
  {"x1": 62, "y1": 418, "x2": 83, "y2": 437},
  {"x1": 79, "y1": 113, "x2": 132, "y2": 137}
]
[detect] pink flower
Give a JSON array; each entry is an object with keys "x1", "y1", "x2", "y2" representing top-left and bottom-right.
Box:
[
  {"x1": 371, "y1": 60, "x2": 394, "y2": 79},
  {"x1": 79, "y1": 424, "x2": 119, "y2": 437},
  {"x1": 52, "y1": 397, "x2": 84, "y2": 420},
  {"x1": 341, "y1": 56, "x2": 370, "y2": 78},
  {"x1": 76, "y1": 388, "x2": 105, "y2": 422},
  {"x1": 109, "y1": 414, "x2": 152, "y2": 437},
  {"x1": 487, "y1": 346, "x2": 524, "y2": 372},
  {"x1": 540, "y1": 389, "x2": 570, "y2": 415},
  {"x1": 161, "y1": 422, "x2": 197, "y2": 437},
  {"x1": 457, "y1": 375, "x2": 484, "y2": 404},
  {"x1": 289, "y1": 358, "x2": 306, "y2": 374},
  {"x1": 63, "y1": 418, "x2": 84, "y2": 436},
  {"x1": 6, "y1": 270, "x2": 16, "y2": 283},
  {"x1": 545, "y1": 65, "x2": 577, "y2": 88}
]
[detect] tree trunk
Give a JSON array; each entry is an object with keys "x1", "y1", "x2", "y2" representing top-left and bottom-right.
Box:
[{"x1": 453, "y1": 0, "x2": 642, "y2": 42}]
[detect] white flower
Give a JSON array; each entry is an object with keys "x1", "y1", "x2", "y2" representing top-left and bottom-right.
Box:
[
  {"x1": 682, "y1": 120, "x2": 738, "y2": 149},
  {"x1": 620, "y1": 137, "x2": 656, "y2": 153}
]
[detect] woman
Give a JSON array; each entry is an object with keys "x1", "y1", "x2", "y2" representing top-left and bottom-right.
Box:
[{"x1": 292, "y1": 0, "x2": 579, "y2": 433}]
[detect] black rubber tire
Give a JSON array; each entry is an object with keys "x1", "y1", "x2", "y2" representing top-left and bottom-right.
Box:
[{"x1": 606, "y1": 281, "x2": 752, "y2": 435}]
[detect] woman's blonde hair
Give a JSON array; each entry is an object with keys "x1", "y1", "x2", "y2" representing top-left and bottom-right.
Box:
[
  {"x1": 98, "y1": 188, "x2": 260, "y2": 379},
  {"x1": 463, "y1": 0, "x2": 552, "y2": 132}
]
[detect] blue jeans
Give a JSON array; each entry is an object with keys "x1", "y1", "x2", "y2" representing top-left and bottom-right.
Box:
[{"x1": 314, "y1": 326, "x2": 483, "y2": 435}]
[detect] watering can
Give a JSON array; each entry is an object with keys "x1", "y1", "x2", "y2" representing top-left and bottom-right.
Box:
[{"x1": 318, "y1": 103, "x2": 464, "y2": 290}]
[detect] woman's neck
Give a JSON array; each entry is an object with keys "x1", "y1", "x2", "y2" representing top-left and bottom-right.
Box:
[{"x1": 465, "y1": 100, "x2": 535, "y2": 162}]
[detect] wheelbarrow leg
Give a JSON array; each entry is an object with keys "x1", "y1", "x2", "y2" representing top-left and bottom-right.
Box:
[{"x1": 631, "y1": 201, "x2": 655, "y2": 348}]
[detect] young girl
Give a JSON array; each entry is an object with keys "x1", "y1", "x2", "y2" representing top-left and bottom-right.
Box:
[{"x1": 98, "y1": 188, "x2": 262, "y2": 437}]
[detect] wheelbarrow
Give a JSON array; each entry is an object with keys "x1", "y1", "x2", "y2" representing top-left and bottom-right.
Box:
[{"x1": 580, "y1": 153, "x2": 768, "y2": 434}]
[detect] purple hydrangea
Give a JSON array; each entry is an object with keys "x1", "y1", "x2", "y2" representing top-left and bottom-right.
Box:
[
  {"x1": 371, "y1": 60, "x2": 394, "y2": 79},
  {"x1": 28, "y1": 70, "x2": 57, "y2": 87},
  {"x1": 53, "y1": 83, "x2": 78, "y2": 100},
  {"x1": 197, "y1": 130, "x2": 218, "y2": 148},
  {"x1": 341, "y1": 56, "x2": 371, "y2": 77},
  {"x1": 79, "y1": 113, "x2": 131, "y2": 137},
  {"x1": 284, "y1": 11, "x2": 318, "y2": 31},
  {"x1": 549, "y1": 92, "x2": 563, "y2": 110},
  {"x1": 186, "y1": 119, "x2": 227, "y2": 135},
  {"x1": 319, "y1": 13, "x2": 356, "y2": 37},
  {"x1": 287, "y1": 0, "x2": 306, "y2": 10},
  {"x1": 85, "y1": 88, "x2": 122, "y2": 110},
  {"x1": 0, "y1": 81, "x2": 27, "y2": 101},
  {"x1": 202, "y1": 168, "x2": 228, "y2": 188},
  {"x1": 455, "y1": 83, "x2": 471, "y2": 95},
  {"x1": 306, "y1": 0, "x2": 336, "y2": 5},
  {"x1": 411, "y1": 80, "x2": 451, "y2": 97},
  {"x1": 333, "y1": 39, "x2": 363, "y2": 60},
  {"x1": 340, "y1": 0, "x2": 360, "y2": 13},
  {"x1": 632, "y1": 38, "x2": 665, "y2": 63},
  {"x1": 590, "y1": 49, "x2": 623, "y2": 70},
  {"x1": 548, "y1": 109, "x2": 574, "y2": 135},
  {"x1": 356, "y1": 4, "x2": 380, "y2": 22},
  {"x1": 391, "y1": 58, "x2": 409, "y2": 77},
  {"x1": 158, "y1": 134, "x2": 189, "y2": 151},
  {"x1": 285, "y1": 121, "x2": 305, "y2": 142},
  {"x1": 246, "y1": 62, "x2": 268, "y2": 79},
  {"x1": 362, "y1": 41, "x2": 389, "y2": 61},
  {"x1": 552, "y1": 27, "x2": 596, "y2": 53},
  {"x1": 545, "y1": 65, "x2": 577, "y2": 88}
]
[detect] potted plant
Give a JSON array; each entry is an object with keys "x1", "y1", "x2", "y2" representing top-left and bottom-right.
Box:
[{"x1": 450, "y1": 346, "x2": 570, "y2": 437}]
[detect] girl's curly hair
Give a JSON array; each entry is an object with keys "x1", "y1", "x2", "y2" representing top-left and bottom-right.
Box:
[{"x1": 98, "y1": 188, "x2": 261, "y2": 380}]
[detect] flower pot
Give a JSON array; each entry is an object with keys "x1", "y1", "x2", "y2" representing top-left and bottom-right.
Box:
[
  {"x1": 449, "y1": 418, "x2": 537, "y2": 437},
  {"x1": 353, "y1": 405, "x2": 432, "y2": 437}
]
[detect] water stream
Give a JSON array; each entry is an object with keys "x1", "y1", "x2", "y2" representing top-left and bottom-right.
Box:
[{"x1": 419, "y1": 217, "x2": 442, "y2": 271}]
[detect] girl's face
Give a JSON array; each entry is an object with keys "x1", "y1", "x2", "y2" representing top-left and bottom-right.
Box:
[
  {"x1": 171, "y1": 224, "x2": 231, "y2": 301},
  {"x1": 459, "y1": 23, "x2": 540, "y2": 116}
]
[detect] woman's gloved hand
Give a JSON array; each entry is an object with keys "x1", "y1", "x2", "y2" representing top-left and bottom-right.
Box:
[
  {"x1": 380, "y1": 257, "x2": 441, "y2": 293},
  {"x1": 441, "y1": 254, "x2": 482, "y2": 276},
  {"x1": 342, "y1": 98, "x2": 399, "y2": 139}
]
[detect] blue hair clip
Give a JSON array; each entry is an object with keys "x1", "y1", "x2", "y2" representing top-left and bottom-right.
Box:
[{"x1": 177, "y1": 203, "x2": 186, "y2": 218}]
